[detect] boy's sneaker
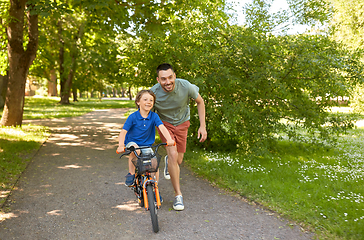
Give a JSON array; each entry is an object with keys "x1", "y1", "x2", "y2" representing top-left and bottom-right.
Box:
[
  {"x1": 125, "y1": 173, "x2": 135, "y2": 187},
  {"x1": 173, "y1": 195, "x2": 184, "y2": 211},
  {"x1": 164, "y1": 155, "x2": 170, "y2": 180},
  {"x1": 154, "y1": 191, "x2": 163, "y2": 203}
]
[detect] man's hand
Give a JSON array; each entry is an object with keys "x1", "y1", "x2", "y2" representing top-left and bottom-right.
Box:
[{"x1": 197, "y1": 127, "x2": 207, "y2": 142}]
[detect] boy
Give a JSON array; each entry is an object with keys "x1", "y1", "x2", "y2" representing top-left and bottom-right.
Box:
[{"x1": 117, "y1": 90, "x2": 174, "y2": 186}]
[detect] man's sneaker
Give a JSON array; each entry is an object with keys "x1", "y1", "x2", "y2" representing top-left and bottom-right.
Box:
[
  {"x1": 125, "y1": 173, "x2": 135, "y2": 187},
  {"x1": 173, "y1": 195, "x2": 184, "y2": 211},
  {"x1": 164, "y1": 155, "x2": 170, "y2": 180}
]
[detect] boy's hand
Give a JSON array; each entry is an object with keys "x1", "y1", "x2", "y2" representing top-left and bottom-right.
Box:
[
  {"x1": 116, "y1": 145, "x2": 125, "y2": 154},
  {"x1": 166, "y1": 140, "x2": 175, "y2": 147}
]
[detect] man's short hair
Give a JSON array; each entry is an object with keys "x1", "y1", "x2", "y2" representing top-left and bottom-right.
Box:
[{"x1": 156, "y1": 63, "x2": 174, "y2": 75}]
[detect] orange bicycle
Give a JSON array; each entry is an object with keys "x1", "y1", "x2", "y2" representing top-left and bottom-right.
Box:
[{"x1": 117, "y1": 143, "x2": 167, "y2": 233}]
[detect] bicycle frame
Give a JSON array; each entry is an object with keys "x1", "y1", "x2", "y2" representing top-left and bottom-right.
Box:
[{"x1": 118, "y1": 143, "x2": 166, "y2": 233}]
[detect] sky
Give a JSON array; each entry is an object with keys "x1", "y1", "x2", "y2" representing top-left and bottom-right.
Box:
[{"x1": 226, "y1": 0, "x2": 308, "y2": 34}]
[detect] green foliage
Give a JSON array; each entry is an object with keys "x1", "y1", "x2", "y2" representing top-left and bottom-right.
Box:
[
  {"x1": 126, "y1": 8, "x2": 363, "y2": 154},
  {"x1": 0, "y1": 0, "x2": 8, "y2": 75},
  {"x1": 350, "y1": 84, "x2": 364, "y2": 113},
  {"x1": 244, "y1": 0, "x2": 290, "y2": 34},
  {"x1": 330, "y1": 0, "x2": 364, "y2": 116},
  {"x1": 287, "y1": 0, "x2": 334, "y2": 26},
  {"x1": 29, "y1": 0, "x2": 130, "y2": 100},
  {"x1": 330, "y1": 0, "x2": 364, "y2": 50},
  {"x1": 17, "y1": 0, "x2": 364, "y2": 155}
]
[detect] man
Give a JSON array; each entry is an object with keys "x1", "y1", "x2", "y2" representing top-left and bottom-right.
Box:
[{"x1": 151, "y1": 63, "x2": 207, "y2": 211}]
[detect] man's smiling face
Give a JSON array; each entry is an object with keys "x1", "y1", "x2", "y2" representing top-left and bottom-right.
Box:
[{"x1": 157, "y1": 69, "x2": 176, "y2": 92}]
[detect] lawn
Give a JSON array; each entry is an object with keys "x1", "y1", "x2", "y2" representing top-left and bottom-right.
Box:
[
  {"x1": 22, "y1": 96, "x2": 135, "y2": 119},
  {"x1": 184, "y1": 127, "x2": 364, "y2": 239},
  {"x1": 0, "y1": 125, "x2": 49, "y2": 207}
]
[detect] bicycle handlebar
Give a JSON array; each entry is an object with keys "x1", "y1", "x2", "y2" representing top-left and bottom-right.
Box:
[{"x1": 116, "y1": 142, "x2": 175, "y2": 157}]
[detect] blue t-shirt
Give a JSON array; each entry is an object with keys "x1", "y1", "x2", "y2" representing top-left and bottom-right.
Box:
[{"x1": 122, "y1": 110, "x2": 163, "y2": 146}]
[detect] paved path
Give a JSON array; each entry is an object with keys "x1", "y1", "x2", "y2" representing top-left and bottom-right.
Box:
[{"x1": 0, "y1": 109, "x2": 314, "y2": 239}]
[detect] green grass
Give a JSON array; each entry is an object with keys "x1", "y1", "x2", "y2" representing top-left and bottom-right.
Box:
[
  {"x1": 0, "y1": 125, "x2": 49, "y2": 206},
  {"x1": 0, "y1": 96, "x2": 134, "y2": 208},
  {"x1": 185, "y1": 128, "x2": 364, "y2": 239},
  {"x1": 22, "y1": 96, "x2": 135, "y2": 119}
]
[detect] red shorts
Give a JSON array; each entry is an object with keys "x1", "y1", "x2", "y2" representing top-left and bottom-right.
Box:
[{"x1": 158, "y1": 120, "x2": 190, "y2": 153}]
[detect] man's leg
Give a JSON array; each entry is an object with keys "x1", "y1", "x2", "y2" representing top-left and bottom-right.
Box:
[
  {"x1": 177, "y1": 152, "x2": 184, "y2": 165},
  {"x1": 166, "y1": 145, "x2": 181, "y2": 196}
]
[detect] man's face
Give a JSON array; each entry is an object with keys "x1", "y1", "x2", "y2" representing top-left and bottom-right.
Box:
[{"x1": 157, "y1": 69, "x2": 176, "y2": 92}]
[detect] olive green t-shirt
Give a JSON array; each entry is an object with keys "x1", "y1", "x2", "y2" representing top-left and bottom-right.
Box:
[{"x1": 151, "y1": 78, "x2": 199, "y2": 126}]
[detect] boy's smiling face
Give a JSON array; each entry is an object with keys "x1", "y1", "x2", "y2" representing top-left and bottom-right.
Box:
[{"x1": 137, "y1": 92, "x2": 154, "y2": 112}]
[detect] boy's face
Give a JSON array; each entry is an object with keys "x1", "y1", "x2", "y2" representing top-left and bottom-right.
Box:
[
  {"x1": 157, "y1": 69, "x2": 176, "y2": 92},
  {"x1": 137, "y1": 93, "x2": 154, "y2": 112}
]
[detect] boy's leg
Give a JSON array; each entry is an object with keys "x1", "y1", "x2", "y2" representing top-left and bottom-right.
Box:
[
  {"x1": 125, "y1": 142, "x2": 138, "y2": 186},
  {"x1": 128, "y1": 154, "x2": 136, "y2": 175}
]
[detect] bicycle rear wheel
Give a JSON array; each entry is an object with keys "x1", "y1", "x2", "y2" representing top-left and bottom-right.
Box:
[{"x1": 146, "y1": 184, "x2": 159, "y2": 233}]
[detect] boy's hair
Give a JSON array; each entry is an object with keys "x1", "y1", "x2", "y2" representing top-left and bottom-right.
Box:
[
  {"x1": 135, "y1": 90, "x2": 156, "y2": 109},
  {"x1": 156, "y1": 63, "x2": 174, "y2": 76}
]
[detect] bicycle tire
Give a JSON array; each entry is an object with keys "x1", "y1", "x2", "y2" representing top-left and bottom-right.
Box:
[{"x1": 146, "y1": 184, "x2": 159, "y2": 233}]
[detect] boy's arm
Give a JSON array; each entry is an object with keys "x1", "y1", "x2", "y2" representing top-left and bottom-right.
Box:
[
  {"x1": 158, "y1": 125, "x2": 175, "y2": 146},
  {"x1": 117, "y1": 129, "x2": 127, "y2": 153}
]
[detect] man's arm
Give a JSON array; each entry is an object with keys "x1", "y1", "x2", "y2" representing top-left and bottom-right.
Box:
[{"x1": 195, "y1": 94, "x2": 207, "y2": 142}]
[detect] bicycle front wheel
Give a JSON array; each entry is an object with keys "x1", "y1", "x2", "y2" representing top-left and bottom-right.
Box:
[{"x1": 146, "y1": 184, "x2": 159, "y2": 233}]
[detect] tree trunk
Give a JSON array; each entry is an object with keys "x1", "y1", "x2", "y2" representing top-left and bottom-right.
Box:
[
  {"x1": 48, "y1": 69, "x2": 57, "y2": 96},
  {"x1": 0, "y1": 73, "x2": 8, "y2": 108},
  {"x1": 58, "y1": 20, "x2": 70, "y2": 104},
  {"x1": 72, "y1": 86, "x2": 78, "y2": 102},
  {"x1": 0, "y1": 1, "x2": 38, "y2": 126},
  {"x1": 121, "y1": 87, "x2": 125, "y2": 97},
  {"x1": 59, "y1": 21, "x2": 84, "y2": 105},
  {"x1": 128, "y1": 86, "x2": 133, "y2": 100}
]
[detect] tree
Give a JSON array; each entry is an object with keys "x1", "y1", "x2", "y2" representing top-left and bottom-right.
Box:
[
  {"x1": 121, "y1": 0, "x2": 363, "y2": 154},
  {"x1": 328, "y1": 0, "x2": 364, "y2": 112},
  {"x1": 0, "y1": 0, "x2": 38, "y2": 126}
]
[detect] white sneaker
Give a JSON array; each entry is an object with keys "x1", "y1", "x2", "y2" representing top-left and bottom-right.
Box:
[
  {"x1": 173, "y1": 195, "x2": 184, "y2": 211},
  {"x1": 164, "y1": 155, "x2": 170, "y2": 180}
]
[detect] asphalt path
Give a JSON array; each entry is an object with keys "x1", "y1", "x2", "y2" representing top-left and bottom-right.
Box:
[{"x1": 0, "y1": 109, "x2": 314, "y2": 239}]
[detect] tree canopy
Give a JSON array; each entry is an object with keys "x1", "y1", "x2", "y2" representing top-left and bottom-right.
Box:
[{"x1": 1, "y1": 0, "x2": 363, "y2": 154}]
